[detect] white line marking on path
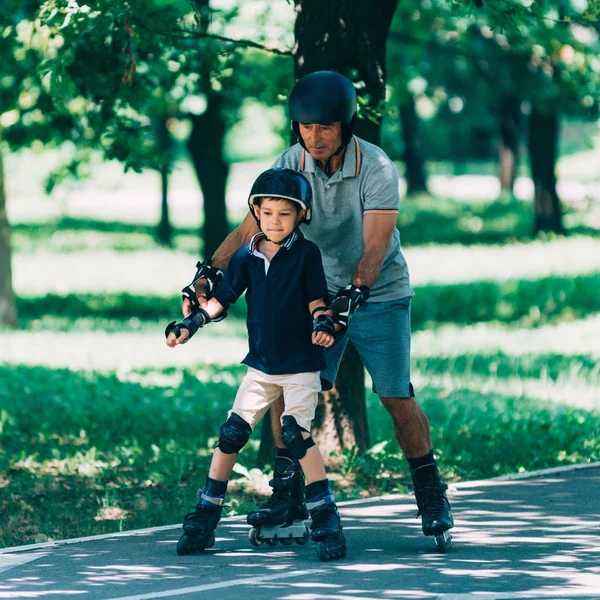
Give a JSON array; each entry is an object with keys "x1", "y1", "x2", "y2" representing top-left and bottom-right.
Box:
[
  {"x1": 438, "y1": 594, "x2": 600, "y2": 599},
  {"x1": 0, "y1": 552, "x2": 48, "y2": 574},
  {"x1": 106, "y1": 569, "x2": 329, "y2": 600}
]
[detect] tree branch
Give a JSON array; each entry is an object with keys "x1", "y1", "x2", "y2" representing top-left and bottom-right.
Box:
[{"x1": 137, "y1": 22, "x2": 293, "y2": 56}]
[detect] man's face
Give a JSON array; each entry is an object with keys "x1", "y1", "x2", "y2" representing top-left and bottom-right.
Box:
[
  {"x1": 299, "y1": 122, "x2": 343, "y2": 160},
  {"x1": 254, "y1": 198, "x2": 304, "y2": 243}
]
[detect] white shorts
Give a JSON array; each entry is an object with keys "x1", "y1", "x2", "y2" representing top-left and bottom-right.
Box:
[{"x1": 229, "y1": 367, "x2": 321, "y2": 432}]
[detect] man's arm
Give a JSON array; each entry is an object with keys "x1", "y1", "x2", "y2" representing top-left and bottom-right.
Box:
[
  {"x1": 352, "y1": 212, "x2": 397, "y2": 288},
  {"x1": 210, "y1": 211, "x2": 259, "y2": 271}
]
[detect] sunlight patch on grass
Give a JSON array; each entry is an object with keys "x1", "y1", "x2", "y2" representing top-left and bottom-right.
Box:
[
  {"x1": 0, "y1": 330, "x2": 249, "y2": 371},
  {"x1": 13, "y1": 236, "x2": 600, "y2": 295},
  {"x1": 413, "y1": 314, "x2": 600, "y2": 359}
]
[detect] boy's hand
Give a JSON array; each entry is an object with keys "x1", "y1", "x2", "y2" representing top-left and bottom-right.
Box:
[
  {"x1": 166, "y1": 328, "x2": 190, "y2": 347},
  {"x1": 312, "y1": 330, "x2": 334, "y2": 348}
]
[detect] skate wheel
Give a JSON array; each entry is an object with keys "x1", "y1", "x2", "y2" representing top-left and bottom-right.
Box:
[
  {"x1": 265, "y1": 538, "x2": 278, "y2": 547},
  {"x1": 295, "y1": 525, "x2": 310, "y2": 545},
  {"x1": 279, "y1": 537, "x2": 294, "y2": 546},
  {"x1": 434, "y1": 531, "x2": 452, "y2": 553},
  {"x1": 248, "y1": 527, "x2": 263, "y2": 547},
  {"x1": 176, "y1": 534, "x2": 205, "y2": 556},
  {"x1": 315, "y1": 541, "x2": 329, "y2": 562}
]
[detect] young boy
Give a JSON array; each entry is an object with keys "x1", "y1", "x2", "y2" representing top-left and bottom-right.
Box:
[{"x1": 165, "y1": 168, "x2": 346, "y2": 562}]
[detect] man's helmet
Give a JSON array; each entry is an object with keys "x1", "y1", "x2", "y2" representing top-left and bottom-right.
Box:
[
  {"x1": 289, "y1": 71, "x2": 357, "y2": 147},
  {"x1": 248, "y1": 168, "x2": 313, "y2": 224}
]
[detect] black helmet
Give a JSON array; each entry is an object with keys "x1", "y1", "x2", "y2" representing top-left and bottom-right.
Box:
[
  {"x1": 289, "y1": 71, "x2": 357, "y2": 146},
  {"x1": 248, "y1": 168, "x2": 313, "y2": 225}
]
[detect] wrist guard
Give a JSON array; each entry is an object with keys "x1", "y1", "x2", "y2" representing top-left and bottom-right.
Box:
[
  {"x1": 330, "y1": 284, "x2": 370, "y2": 328},
  {"x1": 313, "y1": 313, "x2": 335, "y2": 336},
  {"x1": 181, "y1": 259, "x2": 224, "y2": 311},
  {"x1": 165, "y1": 308, "x2": 211, "y2": 343}
]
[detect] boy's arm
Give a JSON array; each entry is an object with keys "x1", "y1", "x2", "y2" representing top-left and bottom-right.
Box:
[
  {"x1": 309, "y1": 298, "x2": 338, "y2": 348},
  {"x1": 166, "y1": 298, "x2": 226, "y2": 346}
]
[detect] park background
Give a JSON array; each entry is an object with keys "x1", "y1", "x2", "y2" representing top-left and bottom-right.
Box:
[{"x1": 0, "y1": 0, "x2": 599, "y2": 549}]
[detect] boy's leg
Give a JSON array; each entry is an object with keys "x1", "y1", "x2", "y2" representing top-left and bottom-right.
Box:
[
  {"x1": 179, "y1": 369, "x2": 278, "y2": 554},
  {"x1": 247, "y1": 371, "x2": 320, "y2": 529}
]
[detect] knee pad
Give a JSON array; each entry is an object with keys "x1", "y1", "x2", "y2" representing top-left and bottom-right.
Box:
[
  {"x1": 218, "y1": 413, "x2": 251, "y2": 454},
  {"x1": 281, "y1": 416, "x2": 315, "y2": 460}
]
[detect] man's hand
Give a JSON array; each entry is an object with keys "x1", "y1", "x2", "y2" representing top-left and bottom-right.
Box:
[
  {"x1": 182, "y1": 281, "x2": 208, "y2": 318},
  {"x1": 330, "y1": 283, "x2": 370, "y2": 328},
  {"x1": 181, "y1": 260, "x2": 223, "y2": 317}
]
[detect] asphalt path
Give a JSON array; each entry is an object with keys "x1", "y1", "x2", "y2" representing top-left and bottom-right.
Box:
[{"x1": 1, "y1": 464, "x2": 599, "y2": 600}]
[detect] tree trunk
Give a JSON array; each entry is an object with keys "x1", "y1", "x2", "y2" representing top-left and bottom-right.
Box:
[
  {"x1": 155, "y1": 116, "x2": 173, "y2": 246},
  {"x1": 283, "y1": 0, "x2": 398, "y2": 462},
  {"x1": 400, "y1": 96, "x2": 428, "y2": 195},
  {"x1": 294, "y1": 0, "x2": 398, "y2": 145},
  {"x1": 527, "y1": 108, "x2": 565, "y2": 235},
  {"x1": 312, "y1": 343, "x2": 370, "y2": 469},
  {"x1": 156, "y1": 164, "x2": 172, "y2": 246},
  {"x1": 187, "y1": 0, "x2": 230, "y2": 258},
  {"x1": 0, "y1": 132, "x2": 17, "y2": 328},
  {"x1": 498, "y1": 96, "x2": 520, "y2": 194},
  {"x1": 187, "y1": 96, "x2": 230, "y2": 258}
]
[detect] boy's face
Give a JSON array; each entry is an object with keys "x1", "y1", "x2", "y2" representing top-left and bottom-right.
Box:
[{"x1": 255, "y1": 198, "x2": 305, "y2": 243}]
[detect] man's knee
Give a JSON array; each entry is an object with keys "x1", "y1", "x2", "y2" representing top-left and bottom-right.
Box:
[
  {"x1": 281, "y1": 416, "x2": 315, "y2": 460},
  {"x1": 218, "y1": 413, "x2": 252, "y2": 454}
]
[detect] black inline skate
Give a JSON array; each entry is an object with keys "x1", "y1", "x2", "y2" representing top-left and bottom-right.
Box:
[
  {"x1": 412, "y1": 464, "x2": 454, "y2": 553},
  {"x1": 247, "y1": 457, "x2": 310, "y2": 547},
  {"x1": 310, "y1": 502, "x2": 347, "y2": 562},
  {"x1": 177, "y1": 480, "x2": 225, "y2": 555}
]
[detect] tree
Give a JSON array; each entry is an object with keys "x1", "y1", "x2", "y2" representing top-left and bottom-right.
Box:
[
  {"x1": 0, "y1": 128, "x2": 16, "y2": 328},
  {"x1": 292, "y1": 0, "x2": 399, "y2": 463}
]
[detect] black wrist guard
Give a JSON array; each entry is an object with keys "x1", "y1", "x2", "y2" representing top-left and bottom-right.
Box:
[
  {"x1": 330, "y1": 284, "x2": 370, "y2": 328},
  {"x1": 165, "y1": 308, "x2": 211, "y2": 343},
  {"x1": 313, "y1": 313, "x2": 335, "y2": 335},
  {"x1": 181, "y1": 259, "x2": 224, "y2": 312}
]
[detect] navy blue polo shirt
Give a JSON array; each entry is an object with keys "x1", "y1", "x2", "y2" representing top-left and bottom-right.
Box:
[{"x1": 213, "y1": 232, "x2": 328, "y2": 375}]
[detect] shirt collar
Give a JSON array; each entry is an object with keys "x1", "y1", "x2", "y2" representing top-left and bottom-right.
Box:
[
  {"x1": 249, "y1": 230, "x2": 299, "y2": 255},
  {"x1": 300, "y1": 136, "x2": 359, "y2": 179}
]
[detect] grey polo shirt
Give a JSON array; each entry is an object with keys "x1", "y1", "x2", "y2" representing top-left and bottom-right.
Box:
[{"x1": 272, "y1": 136, "x2": 413, "y2": 302}]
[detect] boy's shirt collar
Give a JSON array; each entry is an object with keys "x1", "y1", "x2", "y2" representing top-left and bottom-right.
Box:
[{"x1": 249, "y1": 230, "x2": 299, "y2": 254}]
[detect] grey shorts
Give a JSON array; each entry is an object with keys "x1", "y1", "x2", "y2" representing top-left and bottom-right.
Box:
[{"x1": 321, "y1": 296, "x2": 413, "y2": 398}]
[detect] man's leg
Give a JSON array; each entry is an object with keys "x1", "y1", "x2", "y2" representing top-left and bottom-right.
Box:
[
  {"x1": 379, "y1": 394, "x2": 431, "y2": 458},
  {"x1": 380, "y1": 394, "x2": 453, "y2": 537},
  {"x1": 348, "y1": 297, "x2": 453, "y2": 541}
]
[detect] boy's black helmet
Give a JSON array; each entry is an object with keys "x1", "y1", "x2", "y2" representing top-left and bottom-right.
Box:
[
  {"x1": 289, "y1": 71, "x2": 357, "y2": 146},
  {"x1": 248, "y1": 168, "x2": 313, "y2": 224}
]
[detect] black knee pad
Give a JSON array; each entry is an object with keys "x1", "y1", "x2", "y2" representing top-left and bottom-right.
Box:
[
  {"x1": 281, "y1": 416, "x2": 315, "y2": 460},
  {"x1": 218, "y1": 413, "x2": 251, "y2": 454}
]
